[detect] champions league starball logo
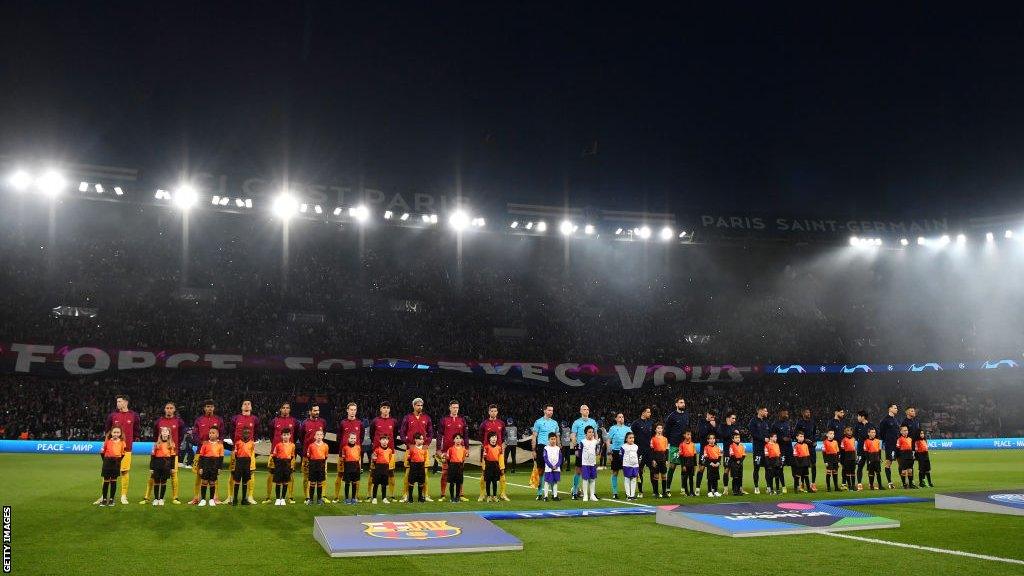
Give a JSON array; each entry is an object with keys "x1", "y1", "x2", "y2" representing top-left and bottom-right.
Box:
[
  {"x1": 909, "y1": 363, "x2": 942, "y2": 372},
  {"x1": 982, "y1": 360, "x2": 1019, "y2": 369},
  {"x1": 989, "y1": 494, "x2": 1024, "y2": 504},
  {"x1": 841, "y1": 365, "x2": 872, "y2": 373},
  {"x1": 774, "y1": 365, "x2": 806, "y2": 374},
  {"x1": 363, "y1": 520, "x2": 462, "y2": 540}
]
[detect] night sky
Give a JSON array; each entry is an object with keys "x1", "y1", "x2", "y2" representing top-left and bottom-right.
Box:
[{"x1": 3, "y1": 2, "x2": 1024, "y2": 216}]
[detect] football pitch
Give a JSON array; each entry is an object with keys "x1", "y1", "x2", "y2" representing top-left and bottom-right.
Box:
[{"x1": 1, "y1": 450, "x2": 1022, "y2": 575}]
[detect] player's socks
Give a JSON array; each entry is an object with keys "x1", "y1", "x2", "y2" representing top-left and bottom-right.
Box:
[
  {"x1": 580, "y1": 480, "x2": 589, "y2": 501},
  {"x1": 666, "y1": 467, "x2": 675, "y2": 490},
  {"x1": 417, "y1": 485, "x2": 424, "y2": 501},
  {"x1": 651, "y1": 477, "x2": 659, "y2": 496},
  {"x1": 810, "y1": 464, "x2": 817, "y2": 483},
  {"x1": 610, "y1": 475, "x2": 619, "y2": 496},
  {"x1": 143, "y1": 477, "x2": 154, "y2": 501},
  {"x1": 572, "y1": 473, "x2": 580, "y2": 497},
  {"x1": 233, "y1": 483, "x2": 240, "y2": 503},
  {"x1": 661, "y1": 479, "x2": 667, "y2": 496},
  {"x1": 884, "y1": 467, "x2": 892, "y2": 484},
  {"x1": 121, "y1": 471, "x2": 130, "y2": 496},
  {"x1": 696, "y1": 470, "x2": 704, "y2": 490},
  {"x1": 499, "y1": 475, "x2": 507, "y2": 497},
  {"x1": 588, "y1": 479, "x2": 596, "y2": 499}
]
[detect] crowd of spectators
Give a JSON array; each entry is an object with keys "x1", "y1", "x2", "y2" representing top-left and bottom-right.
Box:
[{"x1": 2, "y1": 369, "x2": 1020, "y2": 441}]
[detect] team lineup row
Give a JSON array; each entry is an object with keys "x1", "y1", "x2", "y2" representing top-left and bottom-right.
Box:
[{"x1": 92, "y1": 395, "x2": 936, "y2": 506}]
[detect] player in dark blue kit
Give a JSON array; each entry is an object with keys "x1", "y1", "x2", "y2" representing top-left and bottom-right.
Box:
[
  {"x1": 854, "y1": 410, "x2": 874, "y2": 489},
  {"x1": 878, "y1": 403, "x2": 901, "y2": 489},
  {"x1": 748, "y1": 406, "x2": 772, "y2": 494},
  {"x1": 902, "y1": 407, "x2": 921, "y2": 443},
  {"x1": 663, "y1": 398, "x2": 689, "y2": 497},
  {"x1": 794, "y1": 408, "x2": 818, "y2": 491},
  {"x1": 694, "y1": 410, "x2": 718, "y2": 496},
  {"x1": 826, "y1": 407, "x2": 846, "y2": 440},
  {"x1": 772, "y1": 409, "x2": 794, "y2": 493},
  {"x1": 630, "y1": 407, "x2": 654, "y2": 499}
]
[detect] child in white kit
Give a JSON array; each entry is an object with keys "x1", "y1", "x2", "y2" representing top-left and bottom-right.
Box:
[
  {"x1": 620, "y1": 432, "x2": 640, "y2": 500},
  {"x1": 543, "y1": 432, "x2": 564, "y2": 501},
  {"x1": 580, "y1": 426, "x2": 601, "y2": 502}
]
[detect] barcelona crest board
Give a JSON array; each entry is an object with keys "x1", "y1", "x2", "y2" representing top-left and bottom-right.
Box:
[{"x1": 314, "y1": 513, "x2": 523, "y2": 557}]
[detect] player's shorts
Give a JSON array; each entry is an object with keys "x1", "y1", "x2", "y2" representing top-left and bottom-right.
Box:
[
  {"x1": 120, "y1": 451, "x2": 133, "y2": 472},
  {"x1": 824, "y1": 453, "x2": 839, "y2": 470},
  {"x1": 884, "y1": 443, "x2": 898, "y2": 461},
  {"x1": 915, "y1": 453, "x2": 931, "y2": 472},
  {"x1": 543, "y1": 470, "x2": 561, "y2": 484},
  {"x1": 898, "y1": 453, "x2": 914, "y2": 471},
  {"x1": 101, "y1": 456, "x2": 122, "y2": 479},
  {"x1": 307, "y1": 459, "x2": 327, "y2": 483},
  {"x1": 447, "y1": 462, "x2": 464, "y2": 484},
  {"x1": 610, "y1": 450, "x2": 623, "y2": 471},
  {"x1": 232, "y1": 457, "x2": 252, "y2": 482},
  {"x1": 198, "y1": 457, "x2": 221, "y2": 482},
  {"x1": 581, "y1": 464, "x2": 597, "y2": 480},
  {"x1": 408, "y1": 462, "x2": 426, "y2": 485},
  {"x1": 343, "y1": 461, "x2": 361, "y2": 482},
  {"x1": 229, "y1": 453, "x2": 257, "y2": 472},
  {"x1": 668, "y1": 445, "x2": 681, "y2": 465},
  {"x1": 372, "y1": 463, "x2": 390, "y2": 484},
  {"x1": 623, "y1": 466, "x2": 639, "y2": 479},
  {"x1": 272, "y1": 458, "x2": 293, "y2": 483},
  {"x1": 680, "y1": 455, "x2": 697, "y2": 471},
  {"x1": 752, "y1": 451, "x2": 763, "y2": 467}
]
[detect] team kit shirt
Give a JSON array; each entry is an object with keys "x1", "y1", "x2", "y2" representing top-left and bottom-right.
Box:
[
  {"x1": 580, "y1": 438, "x2": 600, "y2": 466},
  {"x1": 630, "y1": 418, "x2": 653, "y2": 454},
  {"x1": 437, "y1": 415, "x2": 468, "y2": 453},
  {"x1": 193, "y1": 414, "x2": 225, "y2": 447},
  {"x1": 621, "y1": 443, "x2": 640, "y2": 469},
  {"x1": 231, "y1": 414, "x2": 260, "y2": 444},
  {"x1": 369, "y1": 416, "x2": 398, "y2": 447},
  {"x1": 664, "y1": 410, "x2": 690, "y2": 446},
  {"x1": 531, "y1": 417, "x2": 559, "y2": 450},
  {"x1": 607, "y1": 424, "x2": 631, "y2": 453},
  {"x1": 269, "y1": 416, "x2": 300, "y2": 447},
  {"x1": 300, "y1": 418, "x2": 328, "y2": 450},
  {"x1": 480, "y1": 418, "x2": 506, "y2": 449},
  {"x1": 106, "y1": 410, "x2": 141, "y2": 451},
  {"x1": 571, "y1": 417, "x2": 598, "y2": 446},
  {"x1": 879, "y1": 415, "x2": 901, "y2": 455},
  {"x1": 338, "y1": 417, "x2": 364, "y2": 448},
  {"x1": 854, "y1": 420, "x2": 874, "y2": 452},
  {"x1": 155, "y1": 415, "x2": 186, "y2": 448},
  {"x1": 399, "y1": 413, "x2": 433, "y2": 447}
]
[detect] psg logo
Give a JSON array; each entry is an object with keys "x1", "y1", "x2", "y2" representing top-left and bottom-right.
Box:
[
  {"x1": 988, "y1": 494, "x2": 1024, "y2": 504},
  {"x1": 363, "y1": 520, "x2": 462, "y2": 540}
]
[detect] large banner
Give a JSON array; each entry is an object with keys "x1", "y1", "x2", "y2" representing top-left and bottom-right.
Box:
[
  {"x1": 693, "y1": 212, "x2": 955, "y2": 239},
  {"x1": 0, "y1": 342, "x2": 1020, "y2": 388}
]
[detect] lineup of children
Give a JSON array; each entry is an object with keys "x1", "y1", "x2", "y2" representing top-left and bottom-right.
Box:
[{"x1": 99, "y1": 423, "x2": 935, "y2": 508}]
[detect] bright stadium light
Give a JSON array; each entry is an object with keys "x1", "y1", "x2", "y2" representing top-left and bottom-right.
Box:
[
  {"x1": 114, "y1": 186, "x2": 124, "y2": 196},
  {"x1": 430, "y1": 214, "x2": 438, "y2": 224},
  {"x1": 472, "y1": 217, "x2": 486, "y2": 227},
  {"x1": 79, "y1": 181, "x2": 89, "y2": 192},
  {"x1": 449, "y1": 210, "x2": 470, "y2": 231},
  {"x1": 584, "y1": 224, "x2": 595, "y2": 235},
  {"x1": 272, "y1": 193, "x2": 299, "y2": 220},
  {"x1": 536, "y1": 221, "x2": 547, "y2": 232},
  {"x1": 173, "y1": 185, "x2": 198, "y2": 210},
  {"x1": 1006, "y1": 230, "x2": 1014, "y2": 239},
  {"x1": 849, "y1": 236, "x2": 859, "y2": 246},
  {"x1": 559, "y1": 220, "x2": 574, "y2": 236},
  {"x1": 900, "y1": 238, "x2": 909, "y2": 246},
  {"x1": 36, "y1": 170, "x2": 66, "y2": 197},
  {"x1": 986, "y1": 232, "x2": 994, "y2": 243},
  {"x1": 400, "y1": 212, "x2": 410, "y2": 221},
  {"x1": 510, "y1": 221, "x2": 519, "y2": 229},
  {"x1": 384, "y1": 210, "x2": 393, "y2": 220},
  {"x1": 8, "y1": 170, "x2": 33, "y2": 191},
  {"x1": 615, "y1": 228, "x2": 623, "y2": 235},
  {"x1": 938, "y1": 234, "x2": 951, "y2": 246},
  {"x1": 678, "y1": 231, "x2": 687, "y2": 238},
  {"x1": 917, "y1": 236, "x2": 925, "y2": 245},
  {"x1": 314, "y1": 204, "x2": 322, "y2": 214},
  {"x1": 525, "y1": 221, "x2": 534, "y2": 230},
  {"x1": 638, "y1": 226, "x2": 651, "y2": 240},
  {"x1": 660, "y1": 226, "x2": 673, "y2": 241},
  {"x1": 348, "y1": 205, "x2": 369, "y2": 222},
  {"x1": 300, "y1": 203, "x2": 309, "y2": 213},
  {"x1": 421, "y1": 214, "x2": 431, "y2": 223},
  {"x1": 333, "y1": 207, "x2": 343, "y2": 216},
  {"x1": 956, "y1": 233, "x2": 966, "y2": 245},
  {"x1": 94, "y1": 184, "x2": 104, "y2": 193}
]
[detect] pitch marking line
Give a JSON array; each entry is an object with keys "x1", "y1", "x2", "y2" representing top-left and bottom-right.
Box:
[
  {"x1": 465, "y1": 474, "x2": 652, "y2": 508},
  {"x1": 820, "y1": 532, "x2": 1024, "y2": 565}
]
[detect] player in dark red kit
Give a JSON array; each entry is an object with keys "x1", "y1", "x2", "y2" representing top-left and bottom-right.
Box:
[
  {"x1": 189, "y1": 399, "x2": 224, "y2": 504},
  {"x1": 94, "y1": 395, "x2": 140, "y2": 505},
  {"x1": 334, "y1": 402, "x2": 364, "y2": 502},
  {"x1": 299, "y1": 405, "x2": 328, "y2": 503},
  {"x1": 368, "y1": 402, "x2": 398, "y2": 496},
  {"x1": 226, "y1": 400, "x2": 260, "y2": 504},
  {"x1": 478, "y1": 404, "x2": 508, "y2": 500},
  {"x1": 141, "y1": 402, "x2": 186, "y2": 504},
  {"x1": 398, "y1": 398, "x2": 434, "y2": 501},
  {"x1": 436, "y1": 399, "x2": 468, "y2": 501},
  {"x1": 263, "y1": 402, "x2": 300, "y2": 503}
]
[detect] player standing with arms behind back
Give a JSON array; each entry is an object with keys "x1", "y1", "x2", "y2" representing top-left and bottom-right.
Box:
[{"x1": 97, "y1": 395, "x2": 139, "y2": 505}]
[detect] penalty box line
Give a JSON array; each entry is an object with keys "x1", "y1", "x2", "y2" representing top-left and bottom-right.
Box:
[
  {"x1": 464, "y1": 474, "x2": 653, "y2": 508},
  {"x1": 820, "y1": 531, "x2": 1024, "y2": 565}
]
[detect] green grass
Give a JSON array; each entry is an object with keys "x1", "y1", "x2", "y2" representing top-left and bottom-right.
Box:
[{"x1": 1, "y1": 451, "x2": 1023, "y2": 575}]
